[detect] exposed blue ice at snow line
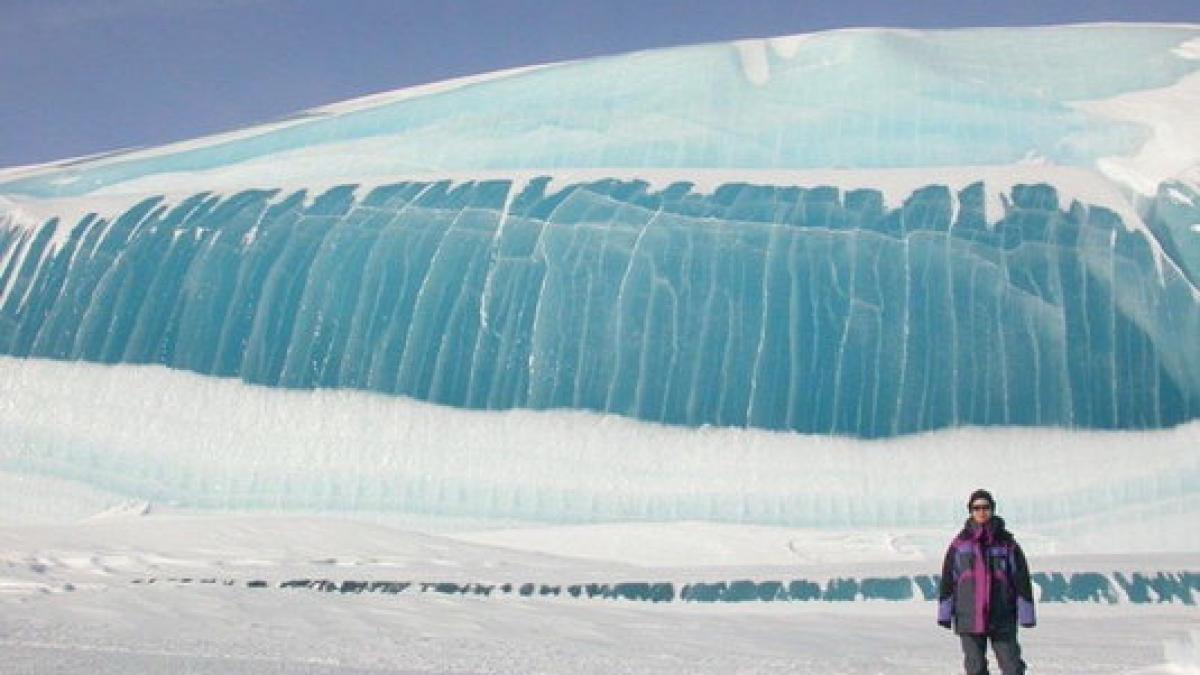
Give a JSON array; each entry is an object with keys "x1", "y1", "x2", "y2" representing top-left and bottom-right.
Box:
[
  {"x1": 1, "y1": 178, "x2": 1196, "y2": 437},
  {"x1": 214, "y1": 570, "x2": 1200, "y2": 604}
]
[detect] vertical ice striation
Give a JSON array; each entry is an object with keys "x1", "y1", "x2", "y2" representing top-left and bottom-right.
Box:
[
  {"x1": 1146, "y1": 181, "x2": 1200, "y2": 285},
  {"x1": 0, "y1": 178, "x2": 1195, "y2": 437}
]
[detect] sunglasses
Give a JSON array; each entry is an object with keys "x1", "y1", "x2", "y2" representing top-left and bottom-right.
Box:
[{"x1": 970, "y1": 504, "x2": 992, "y2": 512}]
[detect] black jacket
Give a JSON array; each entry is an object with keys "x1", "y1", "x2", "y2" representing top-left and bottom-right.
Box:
[{"x1": 937, "y1": 516, "x2": 1036, "y2": 634}]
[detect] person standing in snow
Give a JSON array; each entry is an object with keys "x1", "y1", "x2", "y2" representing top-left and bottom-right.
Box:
[{"x1": 938, "y1": 489, "x2": 1036, "y2": 675}]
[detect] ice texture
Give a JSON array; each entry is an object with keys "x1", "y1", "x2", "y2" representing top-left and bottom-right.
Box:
[
  {"x1": 0, "y1": 25, "x2": 1197, "y2": 200},
  {"x1": 2, "y1": 358, "x2": 1197, "y2": 532},
  {"x1": 1148, "y1": 180, "x2": 1200, "y2": 284},
  {"x1": 0, "y1": 178, "x2": 1195, "y2": 437}
]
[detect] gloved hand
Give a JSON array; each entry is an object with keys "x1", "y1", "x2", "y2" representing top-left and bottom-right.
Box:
[
  {"x1": 937, "y1": 599, "x2": 954, "y2": 629},
  {"x1": 1017, "y1": 598, "x2": 1036, "y2": 628}
]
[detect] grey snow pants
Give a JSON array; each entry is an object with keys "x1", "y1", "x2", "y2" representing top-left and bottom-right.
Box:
[{"x1": 959, "y1": 632, "x2": 1026, "y2": 675}]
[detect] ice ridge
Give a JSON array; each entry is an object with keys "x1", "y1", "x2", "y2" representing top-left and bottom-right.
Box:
[{"x1": 0, "y1": 178, "x2": 1195, "y2": 438}]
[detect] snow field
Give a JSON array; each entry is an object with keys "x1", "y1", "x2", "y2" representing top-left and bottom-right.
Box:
[{"x1": 1, "y1": 357, "x2": 1197, "y2": 543}]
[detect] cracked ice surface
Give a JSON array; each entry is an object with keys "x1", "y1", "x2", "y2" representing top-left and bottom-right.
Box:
[{"x1": 0, "y1": 179, "x2": 1195, "y2": 437}]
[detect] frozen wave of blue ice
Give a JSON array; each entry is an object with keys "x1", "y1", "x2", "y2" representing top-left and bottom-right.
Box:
[{"x1": 0, "y1": 177, "x2": 1196, "y2": 437}]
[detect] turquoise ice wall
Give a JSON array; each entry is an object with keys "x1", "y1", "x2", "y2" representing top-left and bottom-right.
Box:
[{"x1": 1, "y1": 178, "x2": 1195, "y2": 437}]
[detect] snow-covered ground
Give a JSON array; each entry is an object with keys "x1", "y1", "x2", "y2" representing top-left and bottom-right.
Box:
[{"x1": 1, "y1": 509, "x2": 1197, "y2": 674}]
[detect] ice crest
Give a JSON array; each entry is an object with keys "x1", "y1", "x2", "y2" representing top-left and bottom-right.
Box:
[{"x1": 733, "y1": 40, "x2": 771, "y2": 86}]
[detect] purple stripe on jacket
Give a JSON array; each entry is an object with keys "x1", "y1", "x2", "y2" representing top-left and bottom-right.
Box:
[{"x1": 972, "y1": 538, "x2": 989, "y2": 632}]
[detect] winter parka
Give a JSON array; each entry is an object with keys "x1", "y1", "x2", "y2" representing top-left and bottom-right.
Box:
[{"x1": 937, "y1": 516, "x2": 1036, "y2": 635}]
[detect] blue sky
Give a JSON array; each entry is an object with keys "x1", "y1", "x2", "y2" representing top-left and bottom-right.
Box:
[{"x1": 1, "y1": 0, "x2": 1196, "y2": 168}]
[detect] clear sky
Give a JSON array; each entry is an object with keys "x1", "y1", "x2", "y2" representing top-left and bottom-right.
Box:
[{"x1": 1, "y1": 0, "x2": 1196, "y2": 168}]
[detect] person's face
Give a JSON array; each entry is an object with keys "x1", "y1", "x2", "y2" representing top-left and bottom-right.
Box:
[{"x1": 970, "y1": 500, "x2": 993, "y2": 525}]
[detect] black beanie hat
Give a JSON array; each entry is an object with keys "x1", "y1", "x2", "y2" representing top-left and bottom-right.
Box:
[{"x1": 968, "y1": 489, "x2": 995, "y2": 511}]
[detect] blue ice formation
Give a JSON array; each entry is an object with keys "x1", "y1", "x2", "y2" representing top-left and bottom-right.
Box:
[
  {"x1": 0, "y1": 24, "x2": 1198, "y2": 439},
  {"x1": 0, "y1": 178, "x2": 1196, "y2": 437},
  {"x1": 1, "y1": 25, "x2": 1198, "y2": 200},
  {"x1": 1149, "y1": 181, "x2": 1200, "y2": 286},
  {"x1": 212, "y1": 571, "x2": 1200, "y2": 604}
]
